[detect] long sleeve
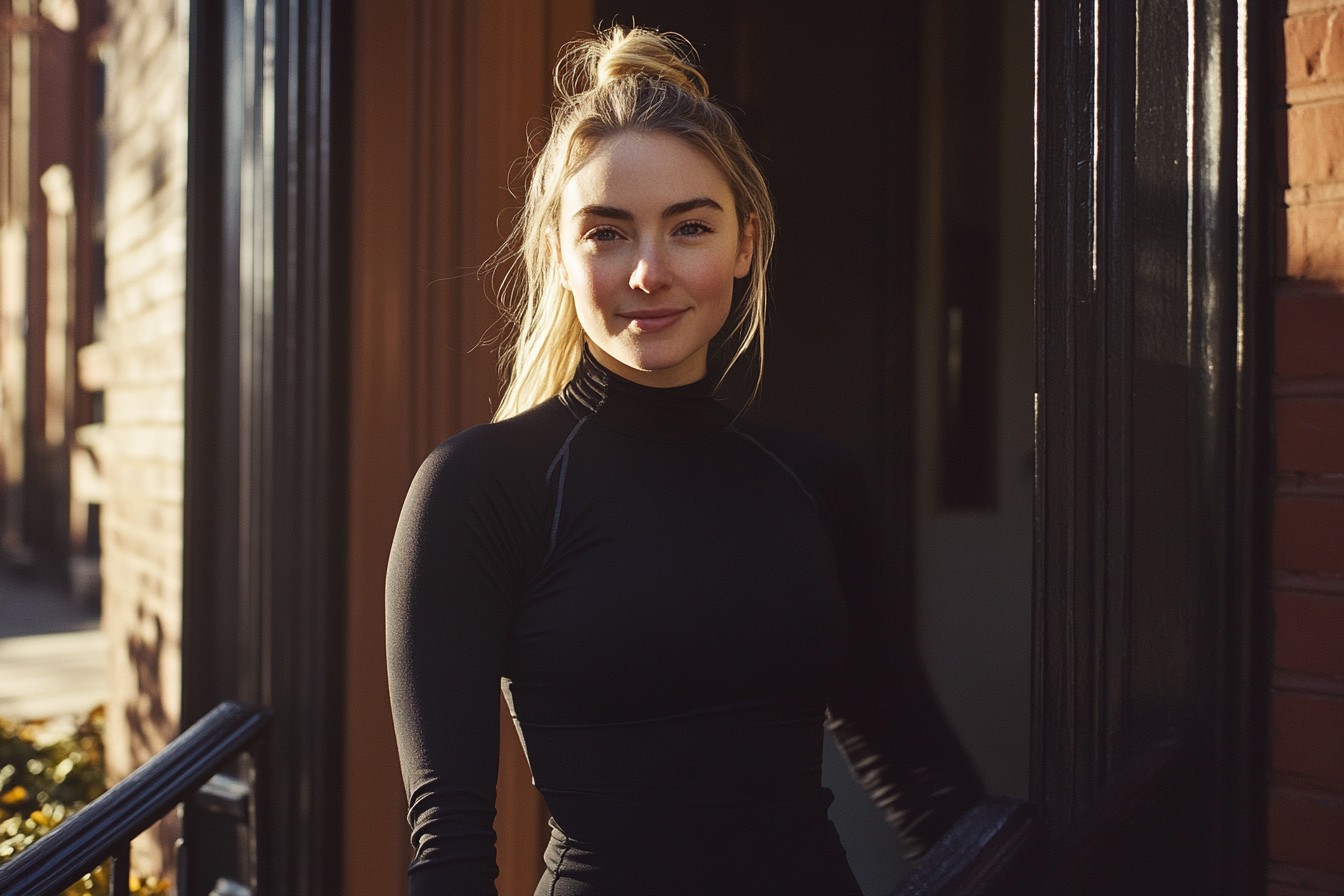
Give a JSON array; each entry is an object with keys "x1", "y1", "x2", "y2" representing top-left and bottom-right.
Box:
[
  {"x1": 737, "y1": 421, "x2": 986, "y2": 859},
  {"x1": 827, "y1": 658, "x2": 986, "y2": 859},
  {"x1": 819, "y1": 447, "x2": 987, "y2": 859},
  {"x1": 385, "y1": 427, "x2": 548, "y2": 895}
]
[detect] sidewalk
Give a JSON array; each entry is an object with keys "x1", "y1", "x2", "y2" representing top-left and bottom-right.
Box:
[{"x1": 0, "y1": 568, "x2": 106, "y2": 721}]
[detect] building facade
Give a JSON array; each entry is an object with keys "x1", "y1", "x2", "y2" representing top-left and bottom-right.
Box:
[
  {"x1": 8, "y1": 1, "x2": 1342, "y2": 894},
  {"x1": 1270, "y1": 3, "x2": 1344, "y2": 892}
]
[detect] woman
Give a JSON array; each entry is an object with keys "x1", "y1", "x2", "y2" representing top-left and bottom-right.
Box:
[{"x1": 386, "y1": 26, "x2": 984, "y2": 896}]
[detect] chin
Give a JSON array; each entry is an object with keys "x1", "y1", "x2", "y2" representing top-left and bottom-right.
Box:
[
  {"x1": 627, "y1": 354, "x2": 684, "y2": 372},
  {"x1": 626, "y1": 348, "x2": 697, "y2": 374},
  {"x1": 607, "y1": 338, "x2": 686, "y2": 371},
  {"x1": 595, "y1": 341, "x2": 703, "y2": 386}
]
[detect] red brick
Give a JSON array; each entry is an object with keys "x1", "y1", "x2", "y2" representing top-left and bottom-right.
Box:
[
  {"x1": 1279, "y1": 108, "x2": 1291, "y2": 191},
  {"x1": 1276, "y1": 286, "x2": 1344, "y2": 378},
  {"x1": 1285, "y1": 14, "x2": 1320, "y2": 89},
  {"x1": 1276, "y1": 591, "x2": 1344, "y2": 681},
  {"x1": 1287, "y1": 203, "x2": 1344, "y2": 279},
  {"x1": 1274, "y1": 691, "x2": 1344, "y2": 791},
  {"x1": 1288, "y1": 104, "x2": 1344, "y2": 187},
  {"x1": 1279, "y1": 208, "x2": 1292, "y2": 279},
  {"x1": 1278, "y1": 399, "x2": 1344, "y2": 472},
  {"x1": 1285, "y1": 11, "x2": 1344, "y2": 89},
  {"x1": 1275, "y1": 497, "x2": 1344, "y2": 573},
  {"x1": 1269, "y1": 787, "x2": 1344, "y2": 875}
]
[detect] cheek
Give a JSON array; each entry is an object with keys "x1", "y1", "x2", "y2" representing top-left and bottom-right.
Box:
[
  {"x1": 563, "y1": 255, "x2": 622, "y2": 335},
  {"x1": 688, "y1": 254, "x2": 739, "y2": 314},
  {"x1": 560, "y1": 250, "x2": 596, "y2": 299},
  {"x1": 568, "y1": 260, "x2": 617, "y2": 311}
]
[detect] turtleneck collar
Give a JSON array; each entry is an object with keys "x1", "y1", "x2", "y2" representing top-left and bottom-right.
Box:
[{"x1": 560, "y1": 345, "x2": 731, "y2": 442}]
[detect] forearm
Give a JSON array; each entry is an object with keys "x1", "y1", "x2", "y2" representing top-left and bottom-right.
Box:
[{"x1": 827, "y1": 660, "x2": 985, "y2": 858}]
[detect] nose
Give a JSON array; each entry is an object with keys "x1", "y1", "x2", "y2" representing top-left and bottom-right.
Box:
[{"x1": 628, "y1": 242, "x2": 671, "y2": 293}]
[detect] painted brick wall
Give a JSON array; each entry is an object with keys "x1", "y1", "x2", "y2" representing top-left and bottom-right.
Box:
[
  {"x1": 1270, "y1": 4, "x2": 1344, "y2": 895},
  {"x1": 97, "y1": 0, "x2": 188, "y2": 878}
]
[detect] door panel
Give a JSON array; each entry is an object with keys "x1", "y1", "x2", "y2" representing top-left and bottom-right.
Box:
[
  {"x1": 1034, "y1": 1, "x2": 1273, "y2": 890},
  {"x1": 344, "y1": 4, "x2": 594, "y2": 893}
]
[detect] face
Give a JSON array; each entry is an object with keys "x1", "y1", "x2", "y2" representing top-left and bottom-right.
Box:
[{"x1": 555, "y1": 131, "x2": 756, "y2": 388}]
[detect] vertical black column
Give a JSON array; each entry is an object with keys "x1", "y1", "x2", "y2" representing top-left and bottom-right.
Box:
[
  {"x1": 184, "y1": 0, "x2": 350, "y2": 893},
  {"x1": 1193, "y1": 2, "x2": 1275, "y2": 889},
  {"x1": 1034, "y1": 0, "x2": 1271, "y2": 891}
]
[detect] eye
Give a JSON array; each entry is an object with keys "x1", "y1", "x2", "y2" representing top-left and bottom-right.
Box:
[
  {"x1": 674, "y1": 220, "x2": 713, "y2": 237},
  {"x1": 583, "y1": 226, "x2": 623, "y2": 243}
]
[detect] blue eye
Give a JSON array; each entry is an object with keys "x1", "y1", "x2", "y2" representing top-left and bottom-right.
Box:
[
  {"x1": 586, "y1": 227, "x2": 621, "y2": 242},
  {"x1": 675, "y1": 221, "x2": 711, "y2": 237}
]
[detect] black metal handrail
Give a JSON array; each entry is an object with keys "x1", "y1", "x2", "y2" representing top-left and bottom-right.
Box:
[
  {"x1": 889, "y1": 732, "x2": 1186, "y2": 896},
  {"x1": 892, "y1": 796, "x2": 1039, "y2": 896},
  {"x1": 0, "y1": 701, "x2": 271, "y2": 896}
]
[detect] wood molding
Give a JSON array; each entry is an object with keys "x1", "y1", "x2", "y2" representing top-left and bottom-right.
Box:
[{"x1": 346, "y1": 2, "x2": 593, "y2": 893}]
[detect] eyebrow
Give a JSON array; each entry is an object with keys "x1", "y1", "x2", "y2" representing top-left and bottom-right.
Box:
[{"x1": 572, "y1": 197, "x2": 725, "y2": 221}]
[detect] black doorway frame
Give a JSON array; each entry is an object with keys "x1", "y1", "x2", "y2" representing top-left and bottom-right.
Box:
[
  {"x1": 174, "y1": 0, "x2": 1276, "y2": 891},
  {"x1": 1035, "y1": 0, "x2": 1274, "y2": 890},
  {"x1": 182, "y1": 0, "x2": 352, "y2": 892}
]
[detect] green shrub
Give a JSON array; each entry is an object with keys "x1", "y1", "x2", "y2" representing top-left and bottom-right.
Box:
[{"x1": 0, "y1": 707, "x2": 169, "y2": 895}]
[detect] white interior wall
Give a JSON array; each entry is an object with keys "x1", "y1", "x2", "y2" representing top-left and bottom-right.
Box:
[{"x1": 914, "y1": 0, "x2": 1035, "y2": 802}]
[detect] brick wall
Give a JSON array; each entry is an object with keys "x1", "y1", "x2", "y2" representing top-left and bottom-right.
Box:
[
  {"x1": 1269, "y1": 4, "x2": 1344, "y2": 895},
  {"x1": 97, "y1": 0, "x2": 189, "y2": 878}
]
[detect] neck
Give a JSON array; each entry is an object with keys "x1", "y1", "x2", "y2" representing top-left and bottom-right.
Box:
[
  {"x1": 560, "y1": 345, "x2": 729, "y2": 442},
  {"x1": 584, "y1": 341, "x2": 709, "y2": 389}
]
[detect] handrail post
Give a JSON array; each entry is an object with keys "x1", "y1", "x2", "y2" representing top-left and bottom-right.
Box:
[
  {"x1": 180, "y1": 746, "x2": 265, "y2": 895},
  {"x1": 249, "y1": 745, "x2": 267, "y2": 895},
  {"x1": 109, "y1": 841, "x2": 131, "y2": 896},
  {"x1": 0, "y1": 701, "x2": 271, "y2": 896}
]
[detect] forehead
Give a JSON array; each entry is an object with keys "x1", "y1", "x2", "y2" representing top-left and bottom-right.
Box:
[{"x1": 560, "y1": 132, "x2": 735, "y2": 215}]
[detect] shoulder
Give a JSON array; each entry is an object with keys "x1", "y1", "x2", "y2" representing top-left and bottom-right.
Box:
[
  {"x1": 391, "y1": 398, "x2": 577, "y2": 578},
  {"x1": 413, "y1": 398, "x2": 577, "y2": 488},
  {"x1": 400, "y1": 398, "x2": 578, "y2": 525},
  {"x1": 731, "y1": 418, "x2": 865, "y2": 495},
  {"x1": 730, "y1": 418, "x2": 873, "y2": 537}
]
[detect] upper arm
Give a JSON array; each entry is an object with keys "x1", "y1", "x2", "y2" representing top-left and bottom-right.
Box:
[
  {"x1": 739, "y1": 423, "x2": 985, "y2": 852},
  {"x1": 385, "y1": 431, "x2": 545, "y2": 891}
]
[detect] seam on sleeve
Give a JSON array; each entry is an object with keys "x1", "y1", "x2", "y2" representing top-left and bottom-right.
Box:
[
  {"x1": 729, "y1": 426, "x2": 819, "y2": 513},
  {"x1": 545, "y1": 416, "x2": 589, "y2": 561}
]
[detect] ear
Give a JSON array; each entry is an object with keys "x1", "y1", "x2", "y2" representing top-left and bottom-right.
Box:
[
  {"x1": 734, "y1": 213, "x2": 758, "y2": 279},
  {"x1": 547, "y1": 228, "x2": 570, "y2": 290}
]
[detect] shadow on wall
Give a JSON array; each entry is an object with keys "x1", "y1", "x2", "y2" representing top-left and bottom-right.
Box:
[
  {"x1": 124, "y1": 603, "x2": 178, "y2": 865},
  {"x1": 127, "y1": 604, "x2": 170, "y2": 761}
]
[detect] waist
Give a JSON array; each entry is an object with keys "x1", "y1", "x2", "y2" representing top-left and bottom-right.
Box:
[
  {"x1": 518, "y1": 704, "x2": 825, "y2": 826},
  {"x1": 539, "y1": 791, "x2": 860, "y2": 896},
  {"x1": 543, "y1": 784, "x2": 837, "y2": 850}
]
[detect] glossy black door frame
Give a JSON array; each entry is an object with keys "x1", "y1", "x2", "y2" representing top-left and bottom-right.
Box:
[
  {"x1": 1034, "y1": 0, "x2": 1273, "y2": 890},
  {"x1": 183, "y1": 0, "x2": 352, "y2": 892}
]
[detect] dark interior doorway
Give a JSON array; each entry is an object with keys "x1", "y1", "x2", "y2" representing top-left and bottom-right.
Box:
[{"x1": 593, "y1": 2, "x2": 1033, "y2": 892}]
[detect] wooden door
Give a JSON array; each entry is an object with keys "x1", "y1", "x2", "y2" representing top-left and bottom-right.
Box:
[{"x1": 345, "y1": 2, "x2": 592, "y2": 894}]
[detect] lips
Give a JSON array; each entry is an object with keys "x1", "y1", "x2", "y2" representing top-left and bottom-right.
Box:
[{"x1": 619, "y1": 307, "x2": 688, "y2": 334}]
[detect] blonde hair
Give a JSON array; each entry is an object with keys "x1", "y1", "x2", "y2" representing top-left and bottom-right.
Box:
[{"x1": 492, "y1": 26, "x2": 775, "y2": 421}]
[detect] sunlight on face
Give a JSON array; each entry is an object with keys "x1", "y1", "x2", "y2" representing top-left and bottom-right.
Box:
[{"x1": 556, "y1": 132, "x2": 756, "y2": 388}]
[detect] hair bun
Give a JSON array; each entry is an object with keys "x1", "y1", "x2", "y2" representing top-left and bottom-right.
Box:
[{"x1": 559, "y1": 25, "x2": 710, "y2": 101}]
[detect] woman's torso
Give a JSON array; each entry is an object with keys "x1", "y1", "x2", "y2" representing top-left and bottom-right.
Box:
[
  {"x1": 388, "y1": 352, "x2": 873, "y2": 895},
  {"x1": 507, "y1": 360, "x2": 861, "y2": 894}
]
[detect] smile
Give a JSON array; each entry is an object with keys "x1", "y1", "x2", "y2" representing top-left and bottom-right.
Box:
[{"x1": 619, "y1": 308, "x2": 688, "y2": 334}]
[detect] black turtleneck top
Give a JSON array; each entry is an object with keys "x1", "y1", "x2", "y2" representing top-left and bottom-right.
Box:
[{"x1": 386, "y1": 350, "x2": 984, "y2": 896}]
